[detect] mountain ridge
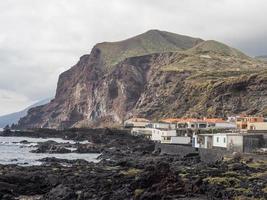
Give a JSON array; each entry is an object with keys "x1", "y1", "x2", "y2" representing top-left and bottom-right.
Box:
[
  {"x1": 93, "y1": 30, "x2": 203, "y2": 71},
  {"x1": 0, "y1": 98, "x2": 50, "y2": 128},
  {"x1": 16, "y1": 30, "x2": 267, "y2": 129}
]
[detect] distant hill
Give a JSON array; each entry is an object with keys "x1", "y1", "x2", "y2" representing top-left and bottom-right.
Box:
[
  {"x1": 256, "y1": 55, "x2": 267, "y2": 62},
  {"x1": 186, "y1": 40, "x2": 249, "y2": 59},
  {"x1": 0, "y1": 98, "x2": 50, "y2": 128}
]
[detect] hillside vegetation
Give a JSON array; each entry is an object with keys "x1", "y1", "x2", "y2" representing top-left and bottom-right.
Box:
[
  {"x1": 95, "y1": 30, "x2": 203, "y2": 70},
  {"x1": 17, "y1": 30, "x2": 267, "y2": 129}
]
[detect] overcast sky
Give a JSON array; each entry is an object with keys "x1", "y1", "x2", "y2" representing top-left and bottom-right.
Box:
[{"x1": 0, "y1": 0, "x2": 267, "y2": 116}]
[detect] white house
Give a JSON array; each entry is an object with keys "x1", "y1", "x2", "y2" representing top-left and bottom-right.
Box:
[
  {"x1": 212, "y1": 133, "x2": 264, "y2": 153},
  {"x1": 131, "y1": 127, "x2": 152, "y2": 139},
  {"x1": 213, "y1": 134, "x2": 227, "y2": 148},
  {"x1": 193, "y1": 134, "x2": 213, "y2": 149},
  {"x1": 247, "y1": 122, "x2": 267, "y2": 130},
  {"x1": 177, "y1": 121, "x2": 209, "y2": 129},
  {"x1": 148, "y1": 122, "x2": 176, "y2": 130},
  {"x1": 212, "y1": 122, "x2": 236, "y2": 129},
  {"x1": 124, "y1": 118, "x2": 150, "y2": 128},
  {"x1": 166, "y1": 136, "x2": 191, "y2": 144},
  {"x1": 151, "y1": 129, "x2": 176, "y2": 142}
]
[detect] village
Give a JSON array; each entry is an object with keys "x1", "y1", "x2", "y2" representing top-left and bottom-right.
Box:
[{"x1": 124, "y1": 115, "x2": 267, "y2": 154}]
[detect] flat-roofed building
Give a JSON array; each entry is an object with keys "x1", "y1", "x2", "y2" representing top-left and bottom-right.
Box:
[
  {"x1": 236, "y1": 116, "x2": 264, "y2": 130},
  {"x1": 124, "y1": 118, "x2": 150, "y2": 128}
]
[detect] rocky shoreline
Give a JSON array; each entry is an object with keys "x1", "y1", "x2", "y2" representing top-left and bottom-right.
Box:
[{"x1": 0, "y1": 128, "x2": 266, "y2": 200}]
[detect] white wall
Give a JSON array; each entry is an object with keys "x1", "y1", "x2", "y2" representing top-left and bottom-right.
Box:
[
  {"x1": 170, "y1": 136, "x2": 191, "y2": 144},
  {"x1": 151, "y1": 129, "x2": 162, "y2": 141},
  {"x1": 192, "y1": 135, "x2": 200, "y2": 148},
  {"x1": 204, "y1": 136, "x2": 213, "y2": 148},
  {"x1": 161, "y1": 130, "x2": 177, "y2": 136},
  {"x1": 152, "y1": 123, "x2": 172, "y2": 129},
  {"x1": 213, "y1": 134, "x2": 227, "y2": 148},
  {"x1": 227, "y1": 135, "x2": 243, "y2": 152},
  {"x1": 151, "y1": 129, "x2": 177, "y2": 142},
  {"x1": 215, "y1": 122, "x2": 236, "y2": 129},
  {"x1": 131, "y1": 128, "x2": 152, "y2": 136},
  {"x1": 247, "y1": 122, "x2": 267, "y2": 130},
  {"x1": 124, "y1": 121, "x2": 149, "y2": 127}
]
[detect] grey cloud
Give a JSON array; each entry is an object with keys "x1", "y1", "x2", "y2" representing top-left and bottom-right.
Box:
[{"x1": 0, "y1": 0, "x2": 267, "y2": 115}]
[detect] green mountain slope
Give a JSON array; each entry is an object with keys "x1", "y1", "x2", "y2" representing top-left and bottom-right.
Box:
[
  {"x1": 186, "y1": 40, "x2": 249, "y2": 59},
  {"x1": 95, "y1": 29, "x2": 203, "y2": 70},
  {"x1": 16, "y1": 30, "x2": 267, "y2": 129}
]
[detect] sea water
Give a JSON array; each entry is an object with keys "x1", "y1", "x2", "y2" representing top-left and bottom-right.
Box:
[{"x1": 0, "y1": 136, "x2": 100, "y2": 166}]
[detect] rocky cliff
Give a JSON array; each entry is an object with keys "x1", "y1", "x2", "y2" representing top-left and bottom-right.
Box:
[{"x1": 17, "y1": 30, "x2": 267, "y2": 129}]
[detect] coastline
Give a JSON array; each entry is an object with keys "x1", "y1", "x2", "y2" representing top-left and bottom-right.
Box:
[{"x1": 0, "y1": 128, "x2": 266, "y2": 200}]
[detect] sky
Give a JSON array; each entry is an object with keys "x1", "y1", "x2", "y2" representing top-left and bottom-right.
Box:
[{"x1": 0, "y1": 0, "x2": 267, "y2": 116}]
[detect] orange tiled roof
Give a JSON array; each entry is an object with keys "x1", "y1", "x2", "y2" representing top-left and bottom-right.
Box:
[
  {"x1": 160, "y1": 118, "x2": 184, "y2": 123},
  {"x1": 178, "y1": 118, "x2": 204, "y2": 123},
  {"x1": 203, "y1": 118, "x2": 226, "y2": 123},
  {"x1": 160, "y1": 118, "x2": 203, "y2": 123},
  {"x1": 161, "y1": 117, "x2": 229, "y2": 123},
  {"x1": 127, "y1": 118, "x2": 150, "y2": 122}
]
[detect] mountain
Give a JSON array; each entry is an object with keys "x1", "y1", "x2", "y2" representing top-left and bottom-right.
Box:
[
  {"x1": 0, "y1": 98, "x2": 50, "y2": 128},
  {"x1": 186, "y1": 40, "x2": 249, "y2": 59},
  {"x1": 17, "y1": 30, "x2": 267, "y2": 129},
  {"x1": 256, "y1": 55, "x2": 267, "y2": 62},
  {"x1": 94, "y1": 30, "x2": 203, "y2": 71}
]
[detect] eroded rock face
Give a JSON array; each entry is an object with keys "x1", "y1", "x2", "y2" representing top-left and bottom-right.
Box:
[
  {"x1": 17, "y1": 31, "x2": 267, "y2": 129},
  {"x1": 17, "y1": 50, "x2": 267, "y2": 129}
]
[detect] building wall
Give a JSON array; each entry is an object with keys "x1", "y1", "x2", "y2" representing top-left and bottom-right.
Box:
[
  {"x1": 155, "y1": 143, "x2": 196, "y2": 157},
  {"x1": 151, "y1": 129, "x2": 162, "y2": 141},
  {"x1": 161, "y1": 130, "x2": 177, "y2": 136},
  {"x1": 155, "y1": 143, "x2": 230, "y2": 163},
  {"x1": 169, "y1": 136, "x2": 191, "y2": 144},
  {"x1": 213, "y1": 134, "x2": 227, "y2": 148},
  {"x1": 192, "y1": 135, "x2": 200, "y2": 148},
  {"x1": 124, "y1": 120, "x2": 149, "y2": 128},
  {"x1": 151, "y1": 129, "x2": 176, "y2": 142},
  {"x1": 152, "y1": 123, "x2": 175, "y2": 129},
  {"x1": 215, "y1": 122, "x2": 236, "y2": 129},
  {"x1": 204, "y1": 136, "x2": 213, "y2": 148},
  {"x1": 243, "y1": 135, "x2": 264, "y2": 153},
  {"x1": 247, "y1": 122, "x2": 267, "y2": 130},
  {"x1": 227, "y1": 135, "x2": 243, "y2": 152},
  {"x1": 131, "y1": 127, "x2": 152, "y2": 134}
]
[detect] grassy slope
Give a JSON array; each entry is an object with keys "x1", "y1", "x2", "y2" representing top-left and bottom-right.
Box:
[
  {"x1": 186, "y1": 40, "x2": 249, "y2": 59},
  {"x1": 160, "y1": 40, "x2": 267, "y2": 81},
  {"x1": 95, "y1": 30, "x2": 203, "y2": 70}
]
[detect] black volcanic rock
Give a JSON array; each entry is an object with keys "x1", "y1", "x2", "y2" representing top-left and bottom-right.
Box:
[{"x1": 31, "y1": 141, "x2": 71, "y2": 154}]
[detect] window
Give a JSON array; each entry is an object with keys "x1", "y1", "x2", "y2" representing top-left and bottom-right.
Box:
[
  {"x1": 164, "y1": 136, "x2": 171, "y2": 140},
  {"x1": 199, "y1": 123, "x2": 207, "y2": 128},
  {"x1": 217, "y1": 137, "x2": 219, "y2": 142},
  {"x1": 223, "y1": 138, "x2": 226, "y2": 143}
]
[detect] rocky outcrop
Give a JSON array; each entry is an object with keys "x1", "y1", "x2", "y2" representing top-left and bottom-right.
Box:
[
  {"x1": 0, "y1": 129, "x2": 266, "y2": 200},
  {"x1": 17, "y1": 30, "x2": 267, "y2": 129}
]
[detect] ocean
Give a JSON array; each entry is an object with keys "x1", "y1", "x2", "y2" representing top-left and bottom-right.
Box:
[{"x1": 0, "y1": 136, "x2": 100, "y2": 166}]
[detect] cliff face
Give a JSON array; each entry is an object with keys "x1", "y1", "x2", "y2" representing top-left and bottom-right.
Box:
[{"x1": 17, "y1": 30, "x2": 267, "y2": 129}]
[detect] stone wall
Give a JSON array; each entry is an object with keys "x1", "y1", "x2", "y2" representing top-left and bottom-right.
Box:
[
  {"x1": 243, "y1": 135, "x2": 264, "y2": 153},
  {"x1": 155, "y1": 143, "x2": 230, "y2": 163},
  {"x1": 155, "y1": 143, "x2": 197, "y2": 157}
]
